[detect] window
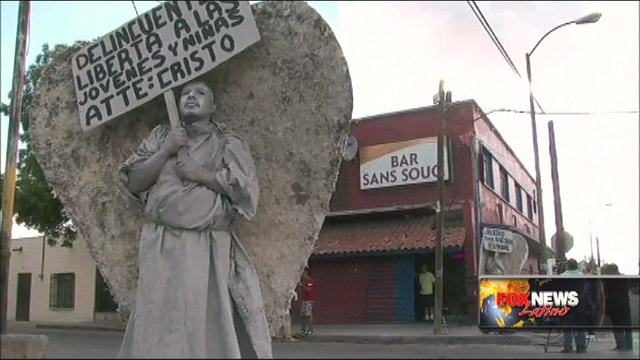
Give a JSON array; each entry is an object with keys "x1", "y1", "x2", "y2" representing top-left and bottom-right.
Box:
[
  {"x1": 512, "y1": 215, "x2": 517, "y2": 227},
  {"x1": 482, "y1": 147, "x2": 494, "y2": 189},
  {"x1": 515, "y1": 184, "x2": 523, "y2": 213},
  {"x1": 525, "y1": 224, "x2": 531, "y2": 234},
  {"x1": 499, "y1": 166, "x2": 509, "y2": 201},
  {"x1": 526, "y1": 195, "x2": 533, "y2": 221},
  {"x1": 532, "y1": 190, "x2": 537, "y2": 213},
  {"x1": 50, "y1": 273, "x2": 75, "y2": 309},
  {"x1": 496, "y1": 203, "x2": 504, "y2": 224}
]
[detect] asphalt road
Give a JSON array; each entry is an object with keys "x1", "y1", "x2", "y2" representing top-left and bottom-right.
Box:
[{"x1": 8, "y1": 327, "x2": 639, "y2": 359}]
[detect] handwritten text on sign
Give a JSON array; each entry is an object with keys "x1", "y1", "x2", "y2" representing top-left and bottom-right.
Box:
[
  {"x1": 482, "y1": 227, "x2": 515, "y2": 253},
  {"x1": 72, "y1": 1, "x2": 260, "y2": 132}
]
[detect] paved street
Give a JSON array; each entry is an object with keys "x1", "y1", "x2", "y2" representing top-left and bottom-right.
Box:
[{"x1": 7, "y1": 327, "x2": 639, "y2": 359}]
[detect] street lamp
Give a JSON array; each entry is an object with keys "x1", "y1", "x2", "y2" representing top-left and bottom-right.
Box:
[{"x1": 525, "y1": 12, "x2": 601, "y2": 274}]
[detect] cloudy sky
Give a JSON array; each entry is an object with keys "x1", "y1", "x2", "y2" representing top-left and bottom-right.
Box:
[{"x1": 1, "y1": 1, "x2": 638, "y2": 274}]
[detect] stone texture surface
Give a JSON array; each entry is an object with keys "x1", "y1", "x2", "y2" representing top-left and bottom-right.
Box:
[
  {"x1": 0, "y1": 335, "x2": 49, "y2": 359},
  {"x1": 479, "y1": 232, "x2": 529, "y2": 275},
  {"x1": 28, "y1": 1, "x2": 352, "y2": 334}
]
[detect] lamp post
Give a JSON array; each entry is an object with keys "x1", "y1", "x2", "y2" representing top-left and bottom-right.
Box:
[{"x1": 525, "y1": 12, "x2": 601, "y2": 274}]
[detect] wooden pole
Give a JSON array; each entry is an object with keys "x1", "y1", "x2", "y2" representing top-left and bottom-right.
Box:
[
  {"x1": 434, "y1": 80, "x2": 450, "y2": 335},
  {"x1": 163, "y1": 90, "x2": 187, "y2": 159},
  {"x1": 526, "y1": 53, "x2": 548, "y2": 274},
  {"x1": 0, "y1": 0, "x2": 31, "y2": 335},
  {"x1": 163, "y1": 90, "x2": 181, "y2": 129},
  {"x1": 548, "y1": 120, "x2": 565, "y2": 263}
]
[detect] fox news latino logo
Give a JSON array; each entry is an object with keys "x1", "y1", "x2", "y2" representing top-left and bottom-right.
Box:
[{"x1": 497, "y1": 291, "x2": 579, "y2": 317}]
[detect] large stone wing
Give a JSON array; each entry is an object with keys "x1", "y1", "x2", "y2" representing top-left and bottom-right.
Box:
[{"x1": 28, "y1": 1, "x2": 352, "y2": 333}]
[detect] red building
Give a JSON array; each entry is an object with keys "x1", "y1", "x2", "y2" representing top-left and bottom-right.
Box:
[{"x1": 296, "y1": 100, "x2": 552, "y2": 325}]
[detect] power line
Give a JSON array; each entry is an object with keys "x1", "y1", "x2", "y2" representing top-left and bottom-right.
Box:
[
  {"x1": 131, "y1": 1, "x2": 139, "y2": 16},
  {"x1": 482, "y1": 108, "x2": 639, "y2": 117},
  {"x1": 467, "y1": 1, "x2": 520, "y2": 78},
  {"x1": 445, "y1": 108, "x2": 640, "y2": 127},
  {"x1": 467, "y1": 108, "x2": 637, "y2": 124},
  {"x1": 465, "y1": 1, "x2": 546, "y2": 114}
]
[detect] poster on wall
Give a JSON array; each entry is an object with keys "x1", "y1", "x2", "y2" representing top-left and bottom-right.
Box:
[
  {"x1": 478, "y1": 225, "x2": 530, "y2": 276},
  {"x1": 359, "y1": 137, "x2": 450, "y2": 190}
]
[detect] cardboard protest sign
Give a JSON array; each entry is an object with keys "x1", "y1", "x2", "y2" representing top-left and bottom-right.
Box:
[
  {"x1": 72, "y1": 1, "x2": 260, "y2": 132},
  {"x1": 482, "y1": 227, "x2": 515, "y2": 253}
]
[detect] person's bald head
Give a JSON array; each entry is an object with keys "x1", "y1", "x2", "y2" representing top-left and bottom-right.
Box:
[{"x1": 178, "y1": 80, "x2": 216, "y2": 124}]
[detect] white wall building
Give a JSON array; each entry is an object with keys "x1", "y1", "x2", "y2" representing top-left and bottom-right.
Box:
[{"x1": 7, "y1": 236, "x2": 119, "y2": 323}]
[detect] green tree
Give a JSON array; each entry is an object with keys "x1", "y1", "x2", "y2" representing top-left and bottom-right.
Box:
[{"x1": 2, "y1": 43, "x2": 76, "y2": 247}]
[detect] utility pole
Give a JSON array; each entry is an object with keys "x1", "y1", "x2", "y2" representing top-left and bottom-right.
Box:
[
  {"x1": 548, "y1": 121, "x2": 565, "y2": 263},
  {"x1": 526, "y1": 53, "x2": 548, "y2": 274},
  {"x1": 470, "y1": 137, "x2": 482, "y2": 266},
  {"x1": 434, "y1": 80, "x2": 451, "y2": 335},
  {"x1": 524, "y1": 12, "x2": 602, "y2": 275},
  {"x1": 596, "y1": 236, "x2": 601, "y2": 268},
  {"x1": 588, "y1": 217, "x2": 595, "y2": 265},
  {"x1": 1, "y1": 0, "x2": 30, "y2": 335}
]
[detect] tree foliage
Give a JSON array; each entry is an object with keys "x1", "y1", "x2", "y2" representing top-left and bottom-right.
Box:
[{"x1": 2, "y1": 43, "x2": 76, "y2": 247}]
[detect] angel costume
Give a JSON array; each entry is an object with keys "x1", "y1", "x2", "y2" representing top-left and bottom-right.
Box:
[{"x1": 117, "y1": 122, "x2": 272, "y2": 358}]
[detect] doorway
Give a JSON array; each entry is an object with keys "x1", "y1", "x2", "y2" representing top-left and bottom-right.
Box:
[
  {"x1": 413, "y1": 251, "x2": 467, "y2": 322},
  {"x1": 414, "y1": 253, "x2": 435, "y2": 321},
  {"x1": 16, "y1": 273, "x2": 32, "y2": 321}
]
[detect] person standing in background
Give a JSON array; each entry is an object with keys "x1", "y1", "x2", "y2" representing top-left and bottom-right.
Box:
[
  {"x1": 561, "y1": 259, "x2": 588, "y2": 354},
  {"x1": 297, "y1": 268, "x2": 316, "y2": 337},
  {"x1": 418, "y1": 264, "x2": 436, "y2": 323},
  {"x1": 601, "y1": 263, "x2": 633, "y2": 352}
]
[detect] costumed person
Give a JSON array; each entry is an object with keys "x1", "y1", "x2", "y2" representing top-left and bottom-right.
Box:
[{"x1": 117, "y1": 80, "x2": 272, "y2": 358}]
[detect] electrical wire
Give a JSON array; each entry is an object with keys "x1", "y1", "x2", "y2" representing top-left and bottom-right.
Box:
[
  {"x1": 467, "y1": 1, "x2": 520, "y2": 78},
  {"x1": 131, "y1": 1, "x2": 139, "y2": 17},
  {"x1": 479, "y1": 108, "x2": 639, "y2": 118},
  {"x1": 443, "y1": 108, "x2": 639, "y2": 128},
  {"x1": 465, "y1": 1, "x2": 546, "y2": 114}
]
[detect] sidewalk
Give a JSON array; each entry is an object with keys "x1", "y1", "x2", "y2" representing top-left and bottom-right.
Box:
[
  {"x1": 288, "y1": 323, "x2": 557, "y2": 346},
  {"x1": 9, "y1": 320, "x2": 561, "y2": 346}
]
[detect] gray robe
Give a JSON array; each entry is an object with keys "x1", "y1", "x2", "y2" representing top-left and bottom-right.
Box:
[{"x1": 117, "y1": 122, "x2": 272, "y2": 359}]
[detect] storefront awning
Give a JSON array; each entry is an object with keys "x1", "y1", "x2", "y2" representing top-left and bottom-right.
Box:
[{"x1": 313, "y1": 216, "x2": 466, "y2": 255}]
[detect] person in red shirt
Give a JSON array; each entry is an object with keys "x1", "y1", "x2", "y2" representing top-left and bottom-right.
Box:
[{"x1": 297, "y1": 268, "x2": 316, "y2": 337}]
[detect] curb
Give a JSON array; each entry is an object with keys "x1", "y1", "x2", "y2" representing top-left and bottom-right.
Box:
[
  {"x1": 34, "y1": 324, "x2": 543, "y2": 346},
  {"x1": 35, "y1": 324, "x2": 125, "y2": 333},
  {"x1": 290, "y1": 334, "x2": 539, "y2": 346}
]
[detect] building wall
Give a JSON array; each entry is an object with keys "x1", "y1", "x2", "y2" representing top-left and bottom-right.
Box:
[
  {"x1": 305, "y1": 252, "x2": 470, "y2": 324},
  {"x1": 322, "y1": 101, "x2": 545, "y2": 323},
  {"x1": 7, "y1": 236, "x2": 98, "y2": 323},
  {"x1": 299, "y1": 256, "x2": 415, "y2": 324},
  {"x1": 473, "y1": 108, "x2": 540, "y2": 242},
  {"x1": 294, "y1": 257, "x2": 368, "y2": 324},
  {"x1": 521, "y1": 256, "x2": 539, "y2": 275},
  {"x1": 329, "y1": 103, "x2": 477, "y2": 212}
]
